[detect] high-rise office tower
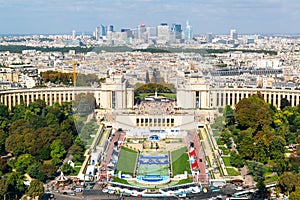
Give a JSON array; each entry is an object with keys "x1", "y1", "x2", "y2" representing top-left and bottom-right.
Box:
[
  {"x1": 184, "y1": 20, "x2": 192, "y2": 41},
  {"x1": 206, "y1": 33, "x2": 213, "y2": 43},
  {"x1": 72, "y1": 30, "x2": 76, "y2": 39},
  {"x1": 95, "y1": 27, "x2": 101, "y2": 40},
  {"x1": 109, "y1": 25, "x2": 114, "y2": 32},
  {"x1": 157, "y1": 23, "x2": 169, "y2": 41},
  {"x1": 101, "y1": 25, "x2": 107, "y2": 36},
  {"x1": 171, "y1": 23, "x2": 182, "y2": 39},
  {"x1": 230, "y1": 29, "x2": 238, "y2": 40},
  {"x1": 137, "y1": 24, "x2": 147, "y2": 41}
]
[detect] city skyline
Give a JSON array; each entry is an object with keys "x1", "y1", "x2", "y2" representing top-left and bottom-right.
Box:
[{"x1": 1, "y1": 0, "x2": 300, "y2": 35}]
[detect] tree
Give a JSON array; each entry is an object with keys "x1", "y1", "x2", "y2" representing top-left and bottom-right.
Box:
[
  {"x1": 0, "y1": 103, "x2": 9, "y2": 118},
  {"x1": 28, "y1": 99, "x2": 46, "y2": 115},
  {"x1": 223, "y1": 105, "x2": 235, "y2": 126},
  {"x1": 270, "y1": 136, "x2": 286, "y2": 160},
  {"x1": 280, "y1": 98, "x2": 291, "y2": 110},
  {"x1": 254, "y1": 140, "x2": 269, "y2": 164},
  {"x1": 8, "y1": 119, "x2": 30, "y2": 135},
  {"x1": 238, "y1": 133, "x2": 255, "y2": 159},
  {"x1": 39, "y1": 164, "x2": 57, "y2": 178},
  {"x1": 274, "y1": 158, "x2": 289, "y2": 175},
  {"x1": 0, "y1": 158, "x2": 11, "y2": 174},
  {"x1": 28, "y1": 164, "x2": 41, "y2": 179},
  {"x1": 50, "y1": 139, "x2": 66, "y2": 159},
  {"x1": 27, "y1": 180, "x2": 44, "y2": 198},
  {"x1": 0, "y1": 178, "x2": 9, "y2": 197},
  {"x1": 6, "y1": 172, "x2": 26, "y2": 194},
  {"x1": 59, "y1": 131, "x2": 73, "y2": 150},
  {"x1": 256, "y1": 179, "x2": 267, "y2": 197},
  {"x1": 28, "y1": 115, "x2": 47, "y2": 130},
  {"x1": 11, "y1": 104, "x2": 26, "y2": 121},
  {"x1": 235, "y1": 95, "x2": 273, "y2": 131},
  {"x1": 230, "y1": 151, "x2": 244, "y2": 168},
  {"x1": 213, "y1": 116, "x2": 225, "y2": 131},
  {"x1": 37, "y1": 127, "x2": 57, "y2": 147},
  {"x1": 0, "y1": 130, "x2": 8, "y2": 154},
  {"x1": 46, "y1": 112, "x2": 59, "y2": 127},
  {"x1": 39, "y1": 147, "x2": 51, "y2": 160},
  {"x1": 248, "y1": 161, "x2": 265, "y2": 182},
  {"x1": 278, "y1": 172, "x2": 296, "y2": 194},
  {"x1": 5, "y1": 133, "x2": 27, "y2": 155},
  {"x1": 68, "y1": 144, "x2": 85, "y2": 163},
  {"x1": 61, "y1": 163, "x2": 75, "y2": 175},
  {"x1": 14, "y1": 154, "x2": 35, "y2": 173},
  {"x1": 290, "y1": 186, "x2": 300, "y2": 200}
]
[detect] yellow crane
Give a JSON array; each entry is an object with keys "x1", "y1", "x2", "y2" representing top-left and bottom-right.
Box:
[{"x1": 64, "y1": 61, "x2": 78, "y2": 87}]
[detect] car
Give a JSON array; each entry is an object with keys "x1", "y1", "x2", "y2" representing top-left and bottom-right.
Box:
[
  {"x1": 62, "y1": 192, "x2": 67, "y2": 195},
  {"x1": 235, "y1": 186, "x2": 243, "y2": 191},
  {"x1": 178, "y1": 193, "x2": 186, "y2": 198},
  {"x1": 108, "y1": 190, "x2": 115, "y2": 194},
  {"x1": 70, "y1": 193, "x2": 76, "y2": 196},
  {"x1": 102, "y1": 188, "x2": 108, "y2": 193}
]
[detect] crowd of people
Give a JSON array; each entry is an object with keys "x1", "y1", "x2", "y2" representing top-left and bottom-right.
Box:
[{"x1": 135, "y1": 100, "x2": 176, "y2": 115}]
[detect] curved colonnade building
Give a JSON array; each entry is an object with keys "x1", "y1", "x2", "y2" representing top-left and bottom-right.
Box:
[{"x1": 0, "y1": 76, "x2": 299, "y2": 129}]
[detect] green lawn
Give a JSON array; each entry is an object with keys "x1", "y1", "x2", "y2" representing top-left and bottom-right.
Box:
[
  {"x1": 135, "y1": 93, "x2": 176, "y2": 99},
  {"x1": 265, "y1": 174, "x2": 279, "y2": 183},
  {"x1": 158, "y1": 93, "x2": 176, "y2": 98},
  {"x1": 226, "y1": 168, "x2": 240, "y2": 176},
  {"x1": 171, "y1": 147, "x2": 191, "y2": 175},
  {"x1": 222, "y1": 156, "x2": 231, "y2": 166},
  {"x1": 113, "y1": 177, "x2": 129, "y2": 184},
  {"x1": 212, "y1": 129, "x2": 220, "y2": 137},
  {"x1": 138, "y1": 164, "x2": 169, "y2": 176},
  {"x1": 116, "y1": 146, "x2": 138, "y2": 175},
  {"x1": 198, "y1": 131, "x2": 203, "y2": 140},
  {"x1": 135, "y1": 93, "x2": 154, "y2": 98},
  {"x1": 219, "y1": 146, "x2": 230, "y2": 155},
  {"x1": 176, "y1": 178, "x2": 193, "y2": 185},
  {"x1": 210, "y1": 124, "x2": 217, "y2": 129}
]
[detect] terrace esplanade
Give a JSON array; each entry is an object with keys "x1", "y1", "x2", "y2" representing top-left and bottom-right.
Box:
[{"x1": 0, "y1": 75, "x2": 300, "y2": 129}]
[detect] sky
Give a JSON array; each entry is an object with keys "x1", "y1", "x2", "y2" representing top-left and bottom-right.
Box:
[{"x1": 0, "y1": 0, "x2": 300, "y2": 35}]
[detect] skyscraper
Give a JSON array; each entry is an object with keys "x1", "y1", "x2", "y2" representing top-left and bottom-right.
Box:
[
  {"x1": 184, "y1": 20, "x2": 192, "y2": 41},
  {"x1": 171, "y1": 23, "x2": 182, "y2": 39},
  {"x1": 101, "y1": 25, "x2": 107, "y2": 37},
  {"x1": 230, "y1": 29, "x2": 238, "y2": 40},
  {"x1": 157, "y1": 23, "x2": 169, "y2": 42},
  {"x1": 95, "y1": 27, "x2": 101, "y2": 40},
  {"x1": 206, "y1": 33, "x2": 213, "y2": 43},
  {"x1": 137, "y1": 24, "x2": 147, "y2": 41},
  {"x1": 109, "y1": 25, "x2": 114, "y2": 32},
  {"x1": 72, "y1": 30, "x2": 76, "y2": 39}
]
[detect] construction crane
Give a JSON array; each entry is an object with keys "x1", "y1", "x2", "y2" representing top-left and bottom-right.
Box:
[{"x1": 64, "y1": 61, "x2": 78, "y2": 87}]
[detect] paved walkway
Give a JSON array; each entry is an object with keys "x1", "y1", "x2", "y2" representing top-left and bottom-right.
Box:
[
  {"x1": 101, "y1": 131, "x2": 125, "y2": 178},
  {"x1": 189, "y1": 131, "x2": 208, "y2": 183}
]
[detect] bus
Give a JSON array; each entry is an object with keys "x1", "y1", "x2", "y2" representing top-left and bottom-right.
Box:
[{"x1": 233, "y1": 189, "x2": 256, "y2": 197}]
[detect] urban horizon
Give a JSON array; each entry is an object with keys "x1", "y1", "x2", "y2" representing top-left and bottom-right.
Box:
[{"x1": 1, "y1": 0, "x2": 300, "y2": 35}]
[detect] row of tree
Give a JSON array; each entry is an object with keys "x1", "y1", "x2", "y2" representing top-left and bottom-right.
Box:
[
  {"x1": 134, "y1": 82, "x2": 175, "y2": 95},
  {"x1": 40, "y1": 70, "x2": 102, "y2": 87},
  {"x1": 217, "y1": 93, "x2": 300, "y2": 197},
  {"x1": 0, "y1": 100, "x2": 86, "y2": 199}
]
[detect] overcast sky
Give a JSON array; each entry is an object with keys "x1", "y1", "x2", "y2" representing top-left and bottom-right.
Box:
[{"x1": 1, "y1": 0, "x2": 300, "y2": 35}]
